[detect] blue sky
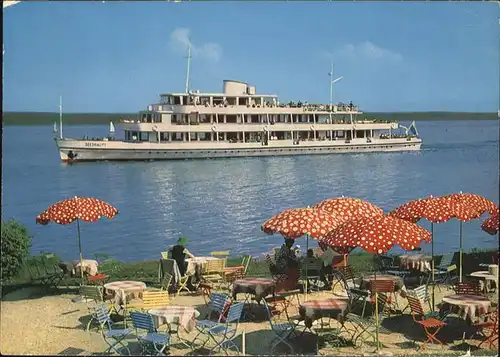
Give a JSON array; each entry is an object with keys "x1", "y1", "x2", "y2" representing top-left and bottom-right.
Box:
[{"x1": 3, "y1": 1, "x2": 499, "y2": 113}]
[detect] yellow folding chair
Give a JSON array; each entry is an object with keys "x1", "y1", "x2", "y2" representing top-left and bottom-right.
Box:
[
  {"x1": 160, "y1": 251, "x2": 169, "y2": 259},
  {"x1": 203, "y1": 259, "x2": 226, "y2": 290}
]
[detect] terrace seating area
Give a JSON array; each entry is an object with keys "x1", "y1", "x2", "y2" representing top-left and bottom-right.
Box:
[{"x1": 3, "y1": 247, "x2": 498, "y2": 356}]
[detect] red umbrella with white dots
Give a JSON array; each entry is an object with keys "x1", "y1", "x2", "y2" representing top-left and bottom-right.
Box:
[
  {"x1": 320, "y1": 215, "x2": 431, "y2": 351},
  {"x1": 313, "y1": 196, "x2": 384, "y2": 262},
  {"x1": 481, "y1": 208, "x2": 499, "y2": 236},
  {"x1": 262, "y1": 207, "x2": 347, "y2": 296},
  {"x1": 36, "y1": 196, "x2": 119, "y2": 280}
]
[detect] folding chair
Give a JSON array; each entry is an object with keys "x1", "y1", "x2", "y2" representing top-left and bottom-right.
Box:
[
  {"x1": 159, "y1": 273, "x2": 173, "y2": 292},
  {"x1": 300, "y1": 258, "x2": 324, "y2": 292},
  {"x1": 454, "y1": 281, "x2": 482, "y2": 295},
  {"x1": 199, "y1": 302, "x2": 245, "y2": 355},
  {"x1": 471, "y1": 308, "x2": 498, "y2": 349},
  {"x1": 264, "y1": 253, "x2": 280, "y2": 279},
  {"x1": 333, "y1": 265, "x2": 361, "y2": 290},
  {"x1": 426, "y1": 253, "x2": 457, "y2": 290},
  {"x1": 202, "y1": 259, "x2": 226, "y2": 290},
  {"x1": 210, "y1": 251, "x2": 230, "y2": 266},
  {"x1": 379, "y1": 255, "x2": 410, "y2": 278},
  {"x1": 402, "y1": 285, "x2": 432, "y2": 314},
  {"x1": 193, "y1": 292, "x2": 232, "y2": 346},
  {"x1": 127, "y1": 290, "x2": 170, "y2": 313},
  {"x1": 263, "y1": 298, "x2": 297, "y2": 354},
  {"x1": 346, "y1": 293, "x2": 391, "y2": 348},
  {"x1": 94, "y1": 302, "x2": 132, "y2": 355},
  {"x1": 406, "y1": 294, "x2": 447, "y2": 350},
  {"x1": 129, "y1": 311, "x2": 170, "y2": 356},
  {"x1": 81, "y1": 285, "x2": 120, "y2": 331}
]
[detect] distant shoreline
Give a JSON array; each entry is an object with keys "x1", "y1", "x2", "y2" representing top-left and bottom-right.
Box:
[{"x1": 2, "y1": 111, "x2": 498, "y2": 126}]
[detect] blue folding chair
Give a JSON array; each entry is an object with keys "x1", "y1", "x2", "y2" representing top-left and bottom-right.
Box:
[
  {"x1": 94, "y1": 302, "x2": 132, "y2": 355},
  {"x1": 129, "y1": 311, "x2": 170, "y2": 356},
  {"x1": 193, "y1": 292, "x2": 231, "y2": 347},
  {"x1": 201, "y1": 302, "x2": 245, "y2": 355},
  {"x1": 263, "y1": 298, "x2": 297, "y2": 354}
]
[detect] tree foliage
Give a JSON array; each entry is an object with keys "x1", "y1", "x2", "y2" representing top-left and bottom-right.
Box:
[{"x1": 1, "y1": 220, "x2": 32, "y2": 282}]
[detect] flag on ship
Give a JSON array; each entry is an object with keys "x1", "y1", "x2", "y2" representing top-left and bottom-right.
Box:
[{"x1": 408, "y1": 120, "x2": 419, "y2": 136}]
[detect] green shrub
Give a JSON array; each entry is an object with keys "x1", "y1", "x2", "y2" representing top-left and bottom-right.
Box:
[{"x1": 1, "y1": 220, "x2": 32, "y2": 282}]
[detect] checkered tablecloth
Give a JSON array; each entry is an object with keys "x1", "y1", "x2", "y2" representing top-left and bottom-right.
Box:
[
  {"x1": 299, "y1": 298, "x2": 349, "y2": 328},
  {"x1": 148, "y1": 305, "x2": 200, "y2": 332},
  {"x1": 232, "y1": 277, "x2": 275, "y2": 302},
  {"x1": 360, "y1": 274, "x2": 405, "y2": 292},
  {"x1": 399, "y1": 254, "x2": 432, "y2": 272},
  {"x1": 104, "y1": 281, "x2": 146, "y2": 305},
  {"x1": 440, "y1": 294, "x2": 492, "y2": 322}
]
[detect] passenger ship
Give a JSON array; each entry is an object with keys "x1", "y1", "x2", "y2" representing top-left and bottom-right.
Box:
[{"x1": 55, "y1": 61, "x2": 422, "y2": 162}]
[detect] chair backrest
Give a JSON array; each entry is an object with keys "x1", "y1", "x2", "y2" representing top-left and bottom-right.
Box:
[
  {"x1": 142, "y1": 290, "x2": 170, "y2": 309},
  {"x1": 161, "y1": 251, "x2": 169, "y2": 259},
  {"x1": 208, "y1": 292, "x2": 231, "y2": 321},
  {"x1": 129, "y1": 311, "x2": 156, "y2": 333},
  {"x1": 272, "y1": 247, "x2": 281, "y2": 257},
  {"x1": 406, "y1": 294, "x2": 425, "y2": 318},
  {"x1": 264, "y1": 253, "x2": 278, "y2": 276},
  {"x1": 225, "y1": 302, "x2": 244, "y2": 324},
  {"x1": 455, "y1": 281, "x2": 482, "y2": 295},
  {"x1": 160, "y1": 258, "x2": 175, "y2": 276},
  {"x1": 205, "y1": 259, "x2": 226, "y2": 274},
  {"x1": 243, "y1": 255, "x2": 252, "y2": 275},
  {"x1": 335, "y1": 265, "x2": 355, "y2": 282},
  {"x1": 160, "y1": 273, "x2": 173, "y2": 291},
  {"x1": 94, "y1": 302, "x2": 112, "y2": 329},
  {"x1": 374, "y1": 292, "x2": 390, "y2": 316},
  {"x1": 370, "y1": 279, "x2": 395, "y2": 294},
  {"x1": 211, "y1": 251, "x2": 230, "y2": 258},
  {"x1": 377, "y1": 255, "x2": 394, "y2": 270},
  {"x1": 41, "y1": 253, "x2": 63, "y2": 275},
  {"x1": 438, "y1": 253, "x2": 455, "y2": 269},
  {"x1": 301, "y1": 258, "x2": 323, "y2": 276},
  {"x1": 408, "y1": 285, "x2": 430, "y2": 303},
  {"x1": 81, "y1": 285, "x2": 104, "y2": 302}
]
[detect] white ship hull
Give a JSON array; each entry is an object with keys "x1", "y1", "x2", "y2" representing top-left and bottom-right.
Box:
[{"x1": 56, "y1": 137, "x2": 422, "y2": 162}]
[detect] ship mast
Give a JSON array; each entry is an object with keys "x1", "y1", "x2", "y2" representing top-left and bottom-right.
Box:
[
  {"x1": 185, "y1": 40, "x2": 192, "y2": 93},
  {"x1": 328, "y1": 61, "x2": 343, "y2": 120},
  {"x1": 59, "y1": 95, "x2": 63, "y2": 139}
]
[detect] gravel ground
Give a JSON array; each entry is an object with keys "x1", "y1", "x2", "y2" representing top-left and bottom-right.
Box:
[{"x1": 1, "y1": 286, "x2": 497, "y2": 356}]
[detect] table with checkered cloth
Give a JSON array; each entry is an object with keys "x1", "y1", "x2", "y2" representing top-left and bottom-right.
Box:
[
  {"x1": 66, "y1": 259, "x2": 99, "y2": 276},
  {"x1": 440, "y1": 294, "x2": 492, "y2": 322},
  {"x1": 360, "y1": 274, "x2": 405, "y2": 292},
  {"x1": 104, "y1": 281, "x2": 147, "y2": 305},
  {"x1": 186, "y1": 256, "x2": 220, "y2": 276},
  {"x1": 299, "y1": 298, "x2": 349, "y2": 328},
  {"x1": 232, "y1": 277, "x2": 276, "y2": 302},
  {"x1": 399, "y1": 254, "x2": 432, "y2": 272},
  {"x1": 148, "y1": 305, "x2": 200, "y2": 332}
]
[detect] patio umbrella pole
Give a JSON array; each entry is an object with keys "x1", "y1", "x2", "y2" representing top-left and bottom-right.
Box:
[
  {"x1": 431, "y1": 222, "x2": 435, "y2": 310},
  {"x1": 374, "y1": 255, "x2": 380, "y2": 351},
  {"x1": 76, "y1": 218, "x2": 84, "y2": 282},
  {"x1": 459, "y1": 221, "x2": 463, "y2": 283},
  {"x1": 305, "y1": 235, "x2": 309, "y2": 301}
]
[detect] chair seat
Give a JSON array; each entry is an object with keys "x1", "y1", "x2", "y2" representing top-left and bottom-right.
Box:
[
  {"x1": 197, "y1": 320, "x2": 219, "y2": 329},
  {"x1": 274, "y1": 322, "x2": 296, "y2": 332},
  {"x1": 265, "y1": 296, "x2": 287, "y2": 303},
  {"x1": 138, "y1": 332, "x2": 170, "y2": 344},
  {"x1": 105, "y1": 328, "x2": 133, "y2": 338},
  {"x1": 418, "y1": 318, "x2": 446, "y2": 328},
  {"x1": 473, "y1": 321, "x2": 497, "y2": 328},
  {"x1": 204, "y1": 274, "x2": 223, "y2": 280},
  {"x1": 208, "y1": 324, "x2": 235, "y2": 335}
]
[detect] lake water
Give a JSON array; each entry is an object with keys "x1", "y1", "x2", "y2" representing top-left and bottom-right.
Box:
[{"x1": 2, "y1": 120, "x2": 499, "y2": 262}]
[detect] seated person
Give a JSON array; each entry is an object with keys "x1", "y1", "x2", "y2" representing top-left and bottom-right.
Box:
[
  {"x1": 274, "y1": 238, "x2": 301, "y2": 292},
  {"x1": 169, "y1": 236, "x2": 195, "y2": 276}
]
